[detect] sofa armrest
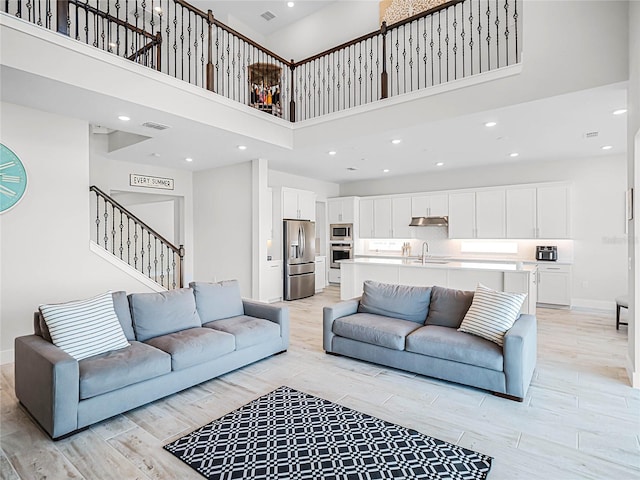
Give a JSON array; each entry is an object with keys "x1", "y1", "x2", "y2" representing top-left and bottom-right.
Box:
[
  {"x1": 14, "y1": 335, "x2": 80, "y2": 439},
  {"x1": 323, "y1": 299, "x2": 360, "y2": 352},
  {"x1": 242, "y1": 300, "x2": 290, "y2": 350},
  {"x1": 503, "y1": 314, "x2": 537, "y2": 399}
]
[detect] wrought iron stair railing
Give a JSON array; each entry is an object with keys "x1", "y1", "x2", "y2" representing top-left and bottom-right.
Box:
[
  {"x1": 3, "y1": 0, "x2": 521, "y2": 122},
  {"x1": 90, "y1": 185, "x2": 184, "y2": 290}
]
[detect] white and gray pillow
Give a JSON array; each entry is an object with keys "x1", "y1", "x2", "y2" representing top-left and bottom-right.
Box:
[
  {"x1": 458, "y1": 284, "x2": 526, "y2": 346},
  {"x1": 39, "y1": 291, "x2": 130, "y2": 361}
]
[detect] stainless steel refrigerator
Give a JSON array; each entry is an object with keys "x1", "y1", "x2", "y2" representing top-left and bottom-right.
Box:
[{"x1": 283, "y1": 219, "x2": 316, "y2": 300}]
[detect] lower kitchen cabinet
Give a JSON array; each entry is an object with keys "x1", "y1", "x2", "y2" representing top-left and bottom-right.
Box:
[
  {"x1": 315, "y1": 256, "x2": 327, "y2": 292},
  {"x1": 261, "y1": 260, "x2": 283, "y2": 303},
  {"x1": 537, "y1": 263, "x2": 571, "y2": 306}
]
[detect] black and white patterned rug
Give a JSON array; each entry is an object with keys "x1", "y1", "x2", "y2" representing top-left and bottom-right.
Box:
[{"x1": 164, "y1": 386, "x2": 492, "y2": 479}]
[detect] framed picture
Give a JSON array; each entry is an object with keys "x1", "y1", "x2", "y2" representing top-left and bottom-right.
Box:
[{"x1": 626, "y1": 188, "x2": 634, "y2": 221}]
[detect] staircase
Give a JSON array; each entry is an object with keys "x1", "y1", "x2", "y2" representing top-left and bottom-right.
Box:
[{"x1": 89, "y1": 186, "x2": 184, "y2": 290}]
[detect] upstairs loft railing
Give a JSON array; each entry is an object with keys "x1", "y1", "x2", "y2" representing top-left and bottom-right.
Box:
[
  {"x1": 3, "y1": 0, "x2": 521, "y2": 121},
  {"x1": 90, "y1": 185, "x2": 185, "y2": 290}
]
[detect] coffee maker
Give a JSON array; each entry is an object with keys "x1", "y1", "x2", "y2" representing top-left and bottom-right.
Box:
[{"x1": 536, "y1": 246, "x2": 557, "y2": 261}]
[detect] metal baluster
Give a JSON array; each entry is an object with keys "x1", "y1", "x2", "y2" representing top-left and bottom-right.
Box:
[
  {"x1": 153, "y1": 237, "x2": 158, "y2": 282},
  {"x1": 409, "y1": 23, "x2": 414, "y2": 92},
  {"x1": 111, "y1": 204, "x2": 116, "y2": 254},
  {"x1": 84, "y1": 0, "x2": 89, "y2": 44},
  {"x1": 134, "y1": 222, "x2": 139, "y2": 270},
  {"x1": 16, "y1": 0, "x2": 21, "y2": 17},
  {"x1": 468, "y1": 4, "x2": 473, "y2": 75},
  {"x1": 119, "y1": 210, "x2": 124, "y2": 259},
  {"x1": 134, "y1": 0, "x2": 140, "y2": 62},
  {"x1": 172, "y1": 4, "x2": 177, "y2": 78},
  {"x1": 357, "y1": 42, "x2": 362, "y2": 106},
  {"x1": 180, "y1": 6, "x2": 185, "y2": 80},
  {"x1": 172, "y1": 251, "x2": 176, "y2": 289},
  {"x1": 160, "y1": 242, "x2": 165, "y2": 287},
  {"x1": 147, "y1": 233, "x2": 152, "y2": 278},
  {"x1": 495, "y1": 0, "x2": 500, "y2": 68},
  {"x1": 127, "y1": 217, "x2": 131, "y2": 264},
  {"x1": 103, "y1": 198, "x2": 109, "y2": 249},
  {"x1": 486, "y1": 0, "x2": 492, "y2": 70},
  {"x1": 477, "y1": 0, "x2": 482, "y2": 72},
  {"x1": 187, "y1": 9, "x2": 192, "y2": 83},
  {"x1": 342, "y1": 49, "x2": 346, "y2": 111},
  {"x1": 215, "y1": 25, "x2": 219, "y2": 93},
  {"x1": 226, "y1": 31, "x2": 231, "y2": 97},
  {"x1": 453, "y1": 4, "x2": 458, "y2": 79},
  {"x1": 504, "y1": 0, "x2": 510, "y2": 65},
  {"x1": 231, "y1": 35, "x2": 235, "y2": 100},
  {"x1": 437, "y1": 12, "x2": 442, "y2": 84},
  {"x1": 514, "y1": 0, "x2": 519, "y2": 62},
  {"x1": 201, "y1": 16, "x2": 205, "y2": 86}
]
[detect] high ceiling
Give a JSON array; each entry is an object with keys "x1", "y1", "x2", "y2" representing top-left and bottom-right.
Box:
[{"x1": 192, "y1": 1, "x2": 338, "y2": 36}]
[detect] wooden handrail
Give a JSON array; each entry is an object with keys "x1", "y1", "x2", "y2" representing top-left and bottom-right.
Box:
[
  {"x1": 68, "y1": 0, "x2": 156, "y2": 40},
  {"x1": 127, "y1": 32, "x2": 162, "y2": 62},
  {"x1": 89, "y1": 185, "x2": 182, "y2": 256}
]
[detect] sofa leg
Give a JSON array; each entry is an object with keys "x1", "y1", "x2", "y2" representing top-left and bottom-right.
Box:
[{"x1": 492, "y1": 392, "x2": 524, "y2": 402}]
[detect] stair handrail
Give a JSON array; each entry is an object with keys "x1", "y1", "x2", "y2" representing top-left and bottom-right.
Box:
[{"x1": 89, "y1": 185, "x2": 184, "y2": 289}]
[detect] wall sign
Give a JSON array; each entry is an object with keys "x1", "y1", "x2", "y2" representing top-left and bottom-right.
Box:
[
  {"x1": 0, "y1": 143, "x2": 28, "y2": 214},
  {"x1": 130, "y1": 174, "x2": 174, "y2": 190}
]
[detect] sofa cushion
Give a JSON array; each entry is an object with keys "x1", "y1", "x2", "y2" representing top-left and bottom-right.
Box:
[
  {"x1": 406, "y1": 325, "x2": 503, "y2": 371},
  {"x1": 189, "y1": 280, "x2": 244, "y2": 323},
  {"x1": 39, "y1": 291, "x2": 130, "y2": 361},
  {"x1": 204, "y1": 315, "x2": 281, "y2": 350},
  {"x1": 425, "y1": 286, "x2": 474, "y2": 328},
  {"x1": 128, "y1": 288, "x2": 201, "y2": 342},
  {"x1": 458, "y1": 284, "x2": 526, "y2": 346},
  {"x1": 112, "y1": 291, "x2": 136, "y2": 340},
  {"x1": 357, "y1": 281, "x2": 432, "y2": 324},
  {"x1": 79, "y1": 341, "x2": 171, "y2": 400},
  {"x1": 145, "y1": 327, "x2": 235, "y2": 371},
  {"x1": 333, "y1": 313, "x2": 421, "y2": 351}
]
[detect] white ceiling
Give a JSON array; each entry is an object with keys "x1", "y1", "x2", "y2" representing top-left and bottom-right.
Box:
[{"x1": 192, "y1": 1, "x2": 337, "y2": 37}]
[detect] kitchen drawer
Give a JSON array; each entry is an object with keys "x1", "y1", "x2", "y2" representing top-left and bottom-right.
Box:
[{"x1": 537, "y1": 264, "x2": 571, "y2": 273}]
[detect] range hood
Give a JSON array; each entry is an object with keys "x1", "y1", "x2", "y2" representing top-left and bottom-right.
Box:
[{"x1": 409, "y1": 216, "x2": 449, "y2": 227}]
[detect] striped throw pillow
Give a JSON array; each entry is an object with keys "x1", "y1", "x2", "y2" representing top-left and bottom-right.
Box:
[
  {"x1": 457, "y1": 284, "x2": 526, "y2": 346},
  {"x1": 40, "y1": 291, "x2": 130, "y2": 361}
]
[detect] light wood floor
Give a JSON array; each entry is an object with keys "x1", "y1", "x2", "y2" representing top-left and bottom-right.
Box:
[{"x1": 1, "y1": 286, "x2": 639, "y2": 479}]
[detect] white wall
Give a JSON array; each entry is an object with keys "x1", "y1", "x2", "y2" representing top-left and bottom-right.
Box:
[
  {"x1": 268, "y1": 169, "x2": 340, "y2": 200},
  {"x1": 341, "y1": 154, "x2": 628, "y2": 309},
  {"x1": 90, "y1": 139, "x2": 195, "y2": 283},
  {"x1": 0, "y1": 103, "x2": 157, "y2": 363},
  {"x1": 193, "y1": 161, "x2": 254, "y2": 297},
  {"x1": 264, "y1": 1, "x2": 380, "y2": 61}
]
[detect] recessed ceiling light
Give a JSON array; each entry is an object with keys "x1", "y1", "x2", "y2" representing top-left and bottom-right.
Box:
[
  {"x1": 391, "y1": 139, "x2": 402, "y2": 145},
  {"x1": 485, "y1": 121, "x2": 497, "y2": 127},
  {"x1": 435, "y1": 162, "x2": 444, "y2": 166},
  {"x1": 287, "y1": 1, "x2": 295, "y2": 7},
  {"x1": 601, "y1": 145, "x2": 613, "y2": 150},
  {"x1": 185, "y1": 157, "x2": 193, "y2": 162},
  {"x1": 328, "y1": 151, "x2": 337, "y2": 156},
  {"x1": 613, "y1": 109, "x2": 627, "y2": 115},
  {"x1": 238, "y1": 145, "x2": 247, "y2": 150},
  {"x1": 383, "y1": 169, "x2": 390, "y2": 173},
  {"x1": 118, "y1": 115, "x2": 130, "y2": 121},
  {"x1": 509, "y1": 152, "x2": 519, "y2": 157}
]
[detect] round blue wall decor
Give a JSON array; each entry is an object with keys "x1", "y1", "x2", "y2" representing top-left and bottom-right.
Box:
[{"x1": 0, "y1": 144, "x2": 28, "y2": 213}]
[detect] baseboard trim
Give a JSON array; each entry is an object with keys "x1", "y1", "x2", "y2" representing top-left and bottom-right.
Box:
[
  {"x1": 570, "y1": 298, "x2": 616, "y2": 313},
  {"x1": 1, "y1": 349, "x2": 15, "y2": 365}
]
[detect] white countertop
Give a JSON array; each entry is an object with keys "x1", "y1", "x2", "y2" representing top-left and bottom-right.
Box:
[
  {"x1": 340, "y1": 257, "x2": 537, "y2": 272},
  {"x1": 354, "y1": 254, "x2": 572, "y2": 265}
]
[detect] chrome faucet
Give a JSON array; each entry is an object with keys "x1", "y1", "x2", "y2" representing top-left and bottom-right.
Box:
[{"x1": 421, "y1": 241, "x2": 429, "y2": 264}]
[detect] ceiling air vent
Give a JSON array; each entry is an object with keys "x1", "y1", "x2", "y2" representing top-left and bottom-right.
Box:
[
  {"x1": 584, "y1": 131, "x2": 599, "y2": 139},
  {"x1": 142, "y1": 121, "x2": 170, "y2": 131},
  {"x1": 261, "y1": 11, "x2": 276, "y2": 21}
]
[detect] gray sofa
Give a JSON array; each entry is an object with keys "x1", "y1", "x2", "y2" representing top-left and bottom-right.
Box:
[
  {"x1": 14, "y1": 281, "x2": 289, "y2": 439},
  {"x1": 323, "y1": 281, "x2": 536, "y2": 400}
]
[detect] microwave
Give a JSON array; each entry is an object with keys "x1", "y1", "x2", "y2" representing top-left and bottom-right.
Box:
[{"x1": 330, "y1": 223, "x2": 353, "y2": 242}]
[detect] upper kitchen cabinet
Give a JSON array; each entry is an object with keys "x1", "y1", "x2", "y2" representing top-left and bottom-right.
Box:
[
  {"x1": 448, "y1": 192, "x2": 476, "y2": 238},
  {"x1": 392, "y1": 197, "x2": 412, "y2": 238},
  {"x1": 373, "y1": 198, "x2": 393, "y2": 238},
  {"x1": 448, "y1": 190, "x2": 505, "y2": 239},
  {"x1": 411, "y1": 193, "x2": 448, "y2": 217},
  {"x1": 537, "y1": 185, "x2": 570, "y2": 238},
  {"x1": 506, "y1": 187, "x2": 537, "y2": 238},
  {"x1": 505, "y1": 184, "x2": 571, "y2": 239},
  {"x1": 328, "y1": 197, "x2": 358, "y2": 224},
  {"x1": 282, "y1": 187, "x2": 317, "y2": 221},
  {"x1": 359, "y1": 198, "x2": 375, "y2": 238}
]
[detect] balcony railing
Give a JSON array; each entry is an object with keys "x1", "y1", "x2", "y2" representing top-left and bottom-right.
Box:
[{"x1": 3, "y1": 0, "x2": 521, "y2": 122}]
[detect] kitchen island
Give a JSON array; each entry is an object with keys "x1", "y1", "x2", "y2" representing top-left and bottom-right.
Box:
[{"x1": 339, "y1": 258, "x2": 538, "y2": 314}]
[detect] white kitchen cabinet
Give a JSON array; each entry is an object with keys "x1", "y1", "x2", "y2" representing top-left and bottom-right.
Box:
[
  {"x1": 359, "y1": 198, "x2": 375, "y2": 238},
  {"x1": 328, "y1": 268, "x2": 342, "y2": 284},
  {"x1": 315, "y1": 256, "x2": 327, "y2": 292},
  {"x1": 448, "y1": 192, "x2": 476, "y2": 238},
  {"x1": 475, "y1": 189, "x2": 506, "y2": 238},
  {"x1": 373, "y1": 198, "x2": 392, "y2": 238},
  {"x1": 411, "y1": 193, "x2": 448, "y2": 217},
  {"x1": 282, "y1": 188, "x2": 316, "y2": 221},
  {"x1": 537, "y1": 263, "x2": 571, "y2": 306},
  {"x1": 261, "y1": 260, "x2": 283, "y2": 303},
  {"x1": 392, "y1": 197, "x2": 412, "y2": 238},
  {"x1": 537, "y1": 185, "x2": 570, "y2": 238},
  {"x1": 449, "y1": 190, "x2": 505, "y2": 239},
  {"x1": 506, "y1": 187, "x2": 537, "y2": 238},
  {"x1": 328, "y1": 197, "x2": 357, "y2": 224}
]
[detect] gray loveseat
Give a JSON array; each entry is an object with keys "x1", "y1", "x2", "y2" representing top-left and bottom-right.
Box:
[
  {"x1": 15, "y1": 281, "x2": 289, "y2": 439},
  {"x1": 323, "y1": 281, "x2": 536, "y2": 401}
]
